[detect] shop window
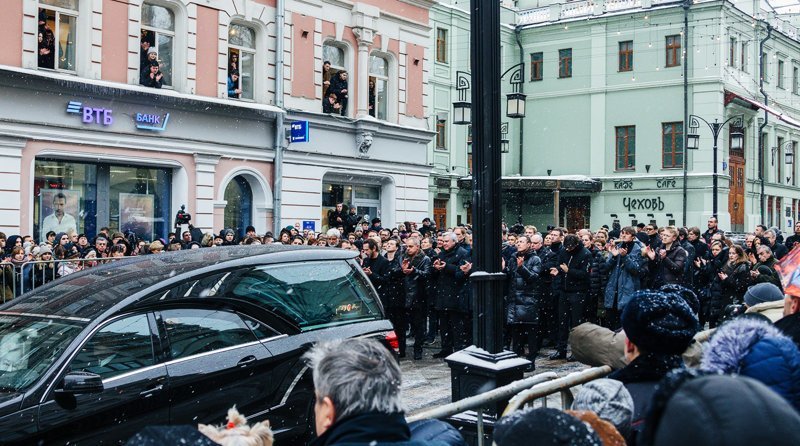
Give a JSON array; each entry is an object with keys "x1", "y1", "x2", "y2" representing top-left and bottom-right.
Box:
[
  {"x1": 38, "y1": 0, "x2": 78, "y2": 72},
  {"x1": 369, "y1": 55, "x2": 389, "y2": 120},
  {"x1": 558, "y1": 48, "x2": 572, "y2": 78},
  {"x1": 228, "y1": 23, "x2": 256, "y2": 100},
  {"x1": 666, "y1": 35, "x2": 681, "y2": 67},
  {"x1": 34, "y1": 160, "x2": 172, "y2": 243},
  {"x1": 436, "y1": 28, "x2": 447, "y2": 64},
  {"x1": 223, "y1": 176, "x2": 253, "y2": 239},
  {"x1": 322, "y1": 43, "x2": 347, "y2": 115},
  {"x1": 618, "y1": 41, "x2": 633, "y2": 72},
  {"x1": 322, "y1": 182, "x2": 379, "y2": 231},
  {"x1": 141, "y1": 3, "x2": 175, "y2": 87},
  {"x1": 530, "y1": 52, "x2": 542, "y2": 81},
  {"x1": 615, "y1": 125, "x2": 635, "y2": 171},
  {"x1": 662, "y1": 122, "x2": 683, "y2": 169}
]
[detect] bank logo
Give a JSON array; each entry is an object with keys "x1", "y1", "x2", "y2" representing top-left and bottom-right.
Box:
[
  {"x1": 65, "y1": 100, "x2": 113, "y2": 126},
  {"x1": 135, "y1": 112, "x2": 170, "y2": 131},
  {"x1": 66, "y1": 101, "x2": 82, "y2": 114}
]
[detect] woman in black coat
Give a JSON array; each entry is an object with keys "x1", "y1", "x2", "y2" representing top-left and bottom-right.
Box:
[{"x1": 693, "y1": 241, "x2": 727, "y2": 328}]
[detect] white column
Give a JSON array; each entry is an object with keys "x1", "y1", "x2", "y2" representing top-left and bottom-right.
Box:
[
  {"x1": 193, "y1": 153, "x2": 220, "y2": 233},
  {"x1": 0, "y1": 137, "x2": 26, "y2": 235},
  {"x1": 353, "y1": 27, "x2": 374, "y2": 118}
]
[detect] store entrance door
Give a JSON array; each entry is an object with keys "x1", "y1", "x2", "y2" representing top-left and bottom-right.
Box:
[{"x1": 433, "y1": 199, "x2": 448, "y2": 229}]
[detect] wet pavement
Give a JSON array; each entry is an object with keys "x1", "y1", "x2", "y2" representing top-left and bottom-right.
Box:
[{"x1": 400, "y1": 338, "x2": 589, "y2": 416}]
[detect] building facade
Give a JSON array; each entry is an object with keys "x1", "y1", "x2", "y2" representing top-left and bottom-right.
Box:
[
  {"x1": 429, "y1": 0, "x2": 800, "y2": 233},
  {"x1": 0, "y1": 0, "x2": 434, "y2": 241}
]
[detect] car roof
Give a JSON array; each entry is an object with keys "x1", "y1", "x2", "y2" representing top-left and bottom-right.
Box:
[{"x1": 0, "y1": 245, "x2": 357, "y2": 321}]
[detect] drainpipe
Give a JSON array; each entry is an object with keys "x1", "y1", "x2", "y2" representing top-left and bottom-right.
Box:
[
  {"x1": 758, "y1": 23, "x2": 772, "y2": 224},
  {"x1": 681, "y1": 0, "x2": 689, "y2": 227},
  {"x1": 273, "y1": 0, "x2": 286, "y2": 234},
  {"x1": 515, "y1": 27, "x2": 525, "y2": 176}
]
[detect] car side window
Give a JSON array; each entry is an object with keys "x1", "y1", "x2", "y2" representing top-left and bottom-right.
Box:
[
  {"x1": 70, "y1": 314, "x2": 154, "y2": 379},
  {"x1": 160, "y1": 309, "x2": 258, "y2": 360}
]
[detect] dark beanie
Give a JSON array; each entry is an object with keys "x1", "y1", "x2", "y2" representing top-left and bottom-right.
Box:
[
  {"x1": 494, "y1": 407, "x2": 601, "y2": 446},
  {"x1": 744, "y1": 283, "x2": 784, "y2": 307},
  {"x1": 659, "y1": 284, "x2": 701, "y2": 316},
  {"x1": 622, "y1": 290, "x2": 699, "y2": 355}
]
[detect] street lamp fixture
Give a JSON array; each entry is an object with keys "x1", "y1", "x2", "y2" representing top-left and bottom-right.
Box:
[
  {"x1": 506, "y1": 92, "x2": 526, "y2": 119},
  {"x1": 452, "y1": 71, "x2": 472, "y2": 125},
  {"x1": 501, "y1": 122, "x2": 510, "y2": 153},
  {"x1": 688, "y1": 114, "x2": 744, "y2": 217},
  {"x1": 786, "y1": 143, "x2": 795, "y2": 165}
]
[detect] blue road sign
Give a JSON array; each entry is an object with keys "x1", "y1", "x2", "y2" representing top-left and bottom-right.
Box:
[
  {"x1": 290, "y1": 121, "x2": 309, "y2": 143},
  {"x1": 302, "y1": 220, "x2": 315, "y2": 231}
]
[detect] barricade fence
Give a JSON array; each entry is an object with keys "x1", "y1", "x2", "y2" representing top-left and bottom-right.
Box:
[
  {"x1": 407, "y1": 366, "x2": 612, "y2": 446},
  {"x1": 0, "y1": 257, "x2": 127, "y2": 303}
]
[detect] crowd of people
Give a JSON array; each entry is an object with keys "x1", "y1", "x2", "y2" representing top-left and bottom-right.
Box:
[{"x1": 322, "y1": 61, "x2": 349, "y2": 115}]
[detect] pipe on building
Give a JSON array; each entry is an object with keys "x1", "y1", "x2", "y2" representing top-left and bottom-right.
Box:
[
  {"x1": 758, "y1": 23, "x2": 772, "y2": 224},
  {"x1": 682, "y1": 0, "x2": 689, "y2": 227},
  {"x1": 515, "y1": 26, "x2": 524, "y2": 176},
  {"x1": 273, "y1": 0, "x2": 286, "y2": 234}
]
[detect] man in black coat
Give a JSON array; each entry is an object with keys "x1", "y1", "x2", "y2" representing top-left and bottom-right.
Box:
[
  {"x1": 361, "y1": 238, "x2": 391, "y2": 299},
  {"x1": 766, "y1": 229, "x2": 789, "y2": 260},
  {"x1": 327, "y1": 203, "x2": 347, "y2": 230},
  {"x1": 702, "y1": 216, "x2": 724, "y2": 244},
  {"x1": 550, "y1": 234, "x2": 591, "y2": 359},
  {"x1": 397, "y1": 237, "x2": 432, "y2": 360},
  {"x1": 430, "y1": 232, "x2": 467, "y2": 358},
  {"x1": 785, "y1": 221, "x2": 800, "y2": 252},
  {"x1": 540, "y1": 229, "x2": 563, "y2": 347},
  {"x1": 776, "y1": 292, "x2": 800, "y2": 350}
]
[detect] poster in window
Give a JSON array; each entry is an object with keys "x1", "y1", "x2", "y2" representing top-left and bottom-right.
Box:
[
  {"x1": 119, "y1": 193, "x2": 154, "y2": 241},
  {"x1": 39, "y1": 189, "x2": 81, "y2": 242}
]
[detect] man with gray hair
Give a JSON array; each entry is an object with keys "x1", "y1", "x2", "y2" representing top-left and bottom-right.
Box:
[
  {"x1": 305, "y1": 338, "x2": 430, "y2": 445},
  {"x1": 431, "y1": 231, "x2": 468, "y2": 358}
]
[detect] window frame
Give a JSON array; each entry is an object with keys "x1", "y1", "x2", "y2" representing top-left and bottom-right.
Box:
[
  {"x1": 227, "y1": 22, "x2": 257, "y2": 101},
  {"x1": 665, "y1": 35, "x2": 681, "y2": 68},
  {"x1": 37, "y1": 3, "x2": 79, "y2": 73},
  {"x1": 662, "y1": 122, "x2": 684, "y2": 169},
  {"x1": 140, "y1": 2, "x2": 177, "y2": 88},
  {"x1": 435, "y1": 28, "x2": 447, "y2": 64},
  {"x1": 741, "y1": 41, "x2": 748, "y2": 72},
  {"x1": 558, "y1": 48, "x2": 572, "y2": 79},
  {"x1": 615, "y1": 125, "x2": 636, "y2": 171},
  {"x1": 761, "y1": 52, "x2": 769, "y2": 82},
  {"x1": 530, "y1": 52, "x2": 543, "y2": 81},
  {"x1": 793, "y1": 66, "x2": 799, "y2": 95},
  {"x1": 618, "y1": 41, "x2": 633, "y2": 72},
  {"x1": 369, "y1": 54, "x2": 390, "y2": 121},
  {"x1": 436, "y1": 120, "x2": 446, "y2": 150},
  {"x1": 729, "y1": 37, "x2": 736, "y2": 68},
  {"x1": 778, "y1": 59, "x2": 785, "y2": 89}
]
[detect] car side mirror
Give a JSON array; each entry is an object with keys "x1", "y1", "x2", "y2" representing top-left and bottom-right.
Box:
[{"x1": 57, "y1": 371, "x2": 104, "y2": 394}]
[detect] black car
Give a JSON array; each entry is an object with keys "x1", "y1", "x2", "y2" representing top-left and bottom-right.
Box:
[{"x1": 0, "y1": 245, "x2": 393, "y2": 445}]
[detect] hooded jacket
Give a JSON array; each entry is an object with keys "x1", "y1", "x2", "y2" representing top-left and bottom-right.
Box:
[
  {"x1": 701, "y1": 317, "x2": 800, "y2": 410},
  {"x1": 504, "y1": 250, "x2": 543, "y2": 325}
]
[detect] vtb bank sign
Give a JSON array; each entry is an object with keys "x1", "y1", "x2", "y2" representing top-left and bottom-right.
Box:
[{"x1": 66, "y1": 100, "x2": 169, "y2": 131}]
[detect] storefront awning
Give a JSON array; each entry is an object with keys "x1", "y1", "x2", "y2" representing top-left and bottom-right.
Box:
[
  {"x1": 725, "y1": 90, "x2": 800, "y2": 129},
  {"x1": 457, "y1": 175, "x2": 601, "y2": 192}
]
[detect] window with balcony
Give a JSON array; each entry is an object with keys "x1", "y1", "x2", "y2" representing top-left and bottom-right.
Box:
[
  {"x1": 436, "y1": 28, "x2": 447, "y2": 64},
  {"x1": 369, "y1": 55, "x2": 389, "y2": 120},
  {"x1": 141, "y1": 3, "x2": 175, "y2": 87},
  {"x1": 530, "y1": 52, "x2": 543, "y2": 81},
  {"x1": 228, "y1": 24, "x2": 256, "y2": 100},
  {"x1": 666, "y1": 35, "x2": 681, "y2": 67},
  {"x1": 619, "y1": 41, "x2": 633, "y2": 72},
  {"x1": 38, "y1": 0, "x2": 78, "y2": 72},
  {"x1": 558, "y1": 48, "x2": 572, "y2": 78},
  {"x1": 662, "y1": 122, "x2": 683, "y2": 169},
  {"x1": 615, "y1": 126, "x2": 635, "y2": 171}
]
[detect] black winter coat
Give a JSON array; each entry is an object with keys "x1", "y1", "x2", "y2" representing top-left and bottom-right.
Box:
[
  {"x1": 397, "y1": 252, "x2": 431, "y2": 309},
  {"x1": 589, "y1": 248, "x2": 610, "y2": 297},
  {"x1": 362, "y1": 254, "x2": 392, "y2": 301},
  {"x1": 649, "y1": 244, "x2": 687, "y2": 288},
  {"x1": 431, "y1": 246, "x2": 468, "y2": 311},
  {"x1": 556, "y1": 246, "x2": 592, "y2": 293},
  {"x1": 504, "y1": 251, "x2": 543, "y2": 325},
  {"x1": 541, "y1": 243, "x2": 562, "y2": 291},
  {"x1": 381, "y1": 255, "x2": 405, "y2": 310},
  {"x1": 719, "y1": 261, "x2": 751, "y2": 306}
]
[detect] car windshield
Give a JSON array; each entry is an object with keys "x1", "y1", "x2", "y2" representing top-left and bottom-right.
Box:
[{"x1": 0, "y1": 313, "x2": 87, "y2": 393}]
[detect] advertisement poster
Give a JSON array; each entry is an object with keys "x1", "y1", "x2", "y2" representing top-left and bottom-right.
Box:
[
  {"x1": 39, "y1": 189, "x2": 82, "y2": 241},
  {"x1": 119, "y1": 193, "x2": 154, "y2": 241}
]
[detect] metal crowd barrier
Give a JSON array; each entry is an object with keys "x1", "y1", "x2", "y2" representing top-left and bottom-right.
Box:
[
  {"x1": 407, "y1": 366, "x2": 613, "y2": 446},
  {"x1": 0, "y1": 257, "x2": 126, "y2": 303}
]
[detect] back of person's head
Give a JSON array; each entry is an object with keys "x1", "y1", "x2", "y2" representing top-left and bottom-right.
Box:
[
  {"x1": 408, "y1": 419, "x2": 467, "y2": 446},
  {"x1": 571, "y1": 379, "x2": 633, "y2": 437},
  {"x1": 701, "y1": 316, "x2": 800, "y2": 409},
  {"x1": 564, "y1": 411, "x2": 625, "y2": 446},
  {"x1": 493, "y1": 407, "x2": 601, "y2": 446},
  {"x1": 622, "y1": 290, "x2": 699, "y2": 355},
  {"x1": 659, "y1": 284, "x2": 701, "y2": 316},
  {"x1": 304, "y1": 338, "x2": 403, "y2": 421},
  {"x1": 641, "y1": 372, "x2": 800, "y2": 446}
]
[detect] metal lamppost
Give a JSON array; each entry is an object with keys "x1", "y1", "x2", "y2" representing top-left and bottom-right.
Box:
[
  {"x1": 452, "y1": 65, "x2": 526, "y2": 123},
  {"x1": 687, "y1": 114, "x2": 744, "y2": 217}
]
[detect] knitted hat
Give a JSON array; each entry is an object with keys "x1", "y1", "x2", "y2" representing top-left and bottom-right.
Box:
[
  {"x1": 38, "y1": 245, "x2": 52, "y2": 256},
  {"x1": 147, "y1": 47, "x2": 158, "y2": 55},
  {"x1": 622, "y1": 290, "x2": 699, "y2": 355},
  {"x1": 571, "y1": 379, "x2": 633, "y2": 436},
  {"x1": 564, "y1": 411, "x2": 625, "y2": 446},
  {"x1": 494, "y1": 407, "x2": 601, "y2": 446},
  {"x1": 744, "y1": 283, "x2": 784, "y2": 307},
  {"x1": 659, "y1": 284, "x2": 701, "y2": 316}
]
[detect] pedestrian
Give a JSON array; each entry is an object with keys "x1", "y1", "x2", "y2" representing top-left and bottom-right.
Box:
[
  {"x1": 397, "y1": 237, "x2": 432, "y2": 360},
  {"x1": 503, "y1": 235, "x2": 543, "y2": 366},
  {"x1": 643, "y1": 226, "x2": 687, "y2": 288},
  {"x1": 550, "y1": 234, "x2": 591, "y2": 360},
  {"x1": 701, "y1": 216, "x2": 724, "y2": 244},
  {"x1": 571, "y1": 378, "x2": 634, "y2": 439},
  {"x1": 430, "y1": 232, "x2": 468, "y2": 358},
  {"x1": 493, "y1": 407, "x2": 601, "y2": 446},
  {"x1": 603, "y1": 227, "x2": 647, "y2": 330}
]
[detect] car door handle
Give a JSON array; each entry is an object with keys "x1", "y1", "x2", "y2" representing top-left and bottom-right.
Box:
[
  {"x1": 140, "y1": 384, "x2": 163, "y2": 398},
  {"x1": 238, "y1": 355, "x2": 257, "y2": 367}
]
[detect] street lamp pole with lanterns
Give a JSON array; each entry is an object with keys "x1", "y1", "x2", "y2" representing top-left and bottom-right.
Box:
[{"x1": 686, "y1": 114, "x2": 744, "y2": 218}]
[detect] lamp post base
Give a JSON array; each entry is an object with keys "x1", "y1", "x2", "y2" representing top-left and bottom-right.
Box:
[{"x1": 445, "y1": 345, "x2": 530, "y2": 417}]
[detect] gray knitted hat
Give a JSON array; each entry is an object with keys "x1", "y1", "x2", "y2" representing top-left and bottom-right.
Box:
[
  {"x1": 571, "y1": 379, "x2": 634, "y2": 436},
  {"x1": 744, "y1": 283, "x2": 784, "y2": 307}
]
